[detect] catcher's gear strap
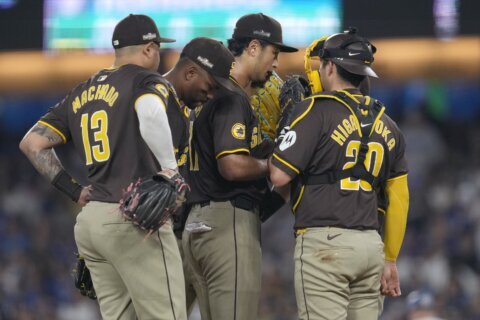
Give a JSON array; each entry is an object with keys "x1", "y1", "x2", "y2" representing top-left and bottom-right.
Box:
[
  {"x1": 383, "y1": 174, "x2": 409, "y2": 262},
  {"x1": 302, "y1": 91, "x2": 386, "y2": 189},
  {"x1": 51, "y1": 169, "x2": 82, "y2": 202}
]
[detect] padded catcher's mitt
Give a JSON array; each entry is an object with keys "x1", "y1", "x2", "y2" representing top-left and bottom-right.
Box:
[{"x1": 119, "y1": 172, "x2": 188, "y2": 233}]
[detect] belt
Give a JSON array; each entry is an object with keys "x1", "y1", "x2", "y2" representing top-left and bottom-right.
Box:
[
  {"x1": 294, "y1": 225, "x2": 377, "y2": 237},
  {"x1": 197, "y1": 196, "x2": 259, "y2": 213}
]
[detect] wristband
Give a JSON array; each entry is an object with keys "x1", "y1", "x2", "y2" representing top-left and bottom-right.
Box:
[{"x1": 51, "y1": 170, "x2": 83, "y2": 202}]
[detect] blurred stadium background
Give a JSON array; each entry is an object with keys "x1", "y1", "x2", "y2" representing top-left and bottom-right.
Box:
[{"x1": 0, "y1": 0, "x2": 479, "y2": 319}]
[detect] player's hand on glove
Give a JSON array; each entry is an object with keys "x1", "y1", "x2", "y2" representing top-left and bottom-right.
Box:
[
  {"x1": 119, "y1": 169, "x2": 190, "y2": 233},
  {"x1": 276, "y1": 75, "x2": 311, "y2": 143},
  {"x1": 381, "y1": 260, "x2": 401, "y2": 297},
  {"x1": 155, "y1": 168, "x2": 190, "y2": 208}
]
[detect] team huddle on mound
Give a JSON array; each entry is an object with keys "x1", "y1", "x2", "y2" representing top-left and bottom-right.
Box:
[{"x1": 19, "y1": 12, "x2": 409, "y2": 320}]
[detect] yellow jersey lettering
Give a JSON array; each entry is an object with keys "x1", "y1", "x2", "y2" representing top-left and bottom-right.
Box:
[
  {"x1": 108, "y1": 92, "x2": 118, "y2": 107},
  {"x1": 349, "y1": 115, "x2": 358, "y2": 131},
  {"x1": 331, "y1": 129, "x2": 346, "y2": 146},
  {"x1": 81, "y1": 90, "x2": 88, "y2": 106},
  {"x1": 337, "y1": 123, "x2": 348, "y2": 138},
  {"x1": 95, "y1": 84, "x2": 108, "y2": 100},
  {"x1": 88, "y1": 86, "x2": 95, "y2": 101},
  {"x1": 105, "y1": 87, "x2": 116, "y2": 103},
  {"x1": 72, "y1": 84, "x2": 119, "y2": 112},
  {"x1": 381, "y1": 126, "x2": 391, "y2": 141},
  {"x1": 72, "y1": 96, "x2": 81, "y2": 114},
  {"x1": 375, "y1": 120, "x2": 384, "y2": 134},
  {"x1": 342, "y1": 118, "x2": 354, "y2": 135},
  {"x1": 388, "y1": 138, "x2": 395, "y2": 151}
]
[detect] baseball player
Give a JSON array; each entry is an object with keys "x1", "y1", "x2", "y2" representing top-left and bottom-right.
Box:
[
  {"x1": 163, "y1": 37, "x2": 237, "y2": 315},
  {"x1": 182, "y1": 13, "x2": 297, "y2": 320},
  {"x1": 270, "y1": 29, "x2": 409, "y2": 319},
  {"x1": 19, "y1": 14, "x2": 234, "y2": 320}
]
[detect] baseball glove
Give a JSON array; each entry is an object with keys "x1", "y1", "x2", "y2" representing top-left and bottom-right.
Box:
[
  {"x1": 251, "y1": 71, "x2": 284, "y2": 142},
  {"x1": 276, "y1": 75, "x2": 311, "y2": 142},
  {"x1": 73, "y1": 253, "x2": 97, "y2": 300},
  {"x1": 119, "y1": 170, "x2": 189, "y2": 233}
]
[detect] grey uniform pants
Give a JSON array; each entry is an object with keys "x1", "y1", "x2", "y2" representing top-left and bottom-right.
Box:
[
  {"x1": 182, "y1": 201, "x2": 262, "y2": 320},
  {"x1": 74, "y1": 201, "x2": 187, "y2": 320},
  {"x1": 294, "y1": 227, "x2": 385, "y2": 320}
]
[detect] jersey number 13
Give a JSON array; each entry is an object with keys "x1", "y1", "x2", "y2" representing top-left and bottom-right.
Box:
[{"x1": 80, "y1": 111, "x2": 111, "y2": 165}]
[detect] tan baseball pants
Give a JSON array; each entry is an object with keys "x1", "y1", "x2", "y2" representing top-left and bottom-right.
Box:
[
  {"x1": 295, "y1": 227, "x2": 385, "y2": 320},
  {"x1": 74, "y1": 201, "x2": 187, "y2": 320},
  {"x1": 182, "y1": 200, "x2": 262, "y2": 320}
]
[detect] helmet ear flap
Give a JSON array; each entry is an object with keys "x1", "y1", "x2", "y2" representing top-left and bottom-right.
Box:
[
  {"x1": 307, "y1": 69, "x2": 322, "y2": 93},
  {"x1": 304, "y1": 36, "x2": 328, "y2": 94}
]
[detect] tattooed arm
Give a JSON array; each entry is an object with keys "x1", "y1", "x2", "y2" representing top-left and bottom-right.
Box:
[
  {"x1": 19, "y1": 123, "x2": 92, "y2": 206},
  {"x1": 19, "y1": 123, "x2": 64, "y2": 180}
]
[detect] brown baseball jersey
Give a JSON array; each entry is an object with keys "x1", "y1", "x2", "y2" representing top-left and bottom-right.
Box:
[
  {"x1": 187, "y1": 83, "x2": 265, "y2": 204},
  {"x1": 272, "y1": 88, "x2": 408, "y2": 230},
  {"x1": 39, "y1": 64, "x2": 178, "y2": 202},
  {"x1": 165, "y1": 86, "x2": 190, "y2": 172}
]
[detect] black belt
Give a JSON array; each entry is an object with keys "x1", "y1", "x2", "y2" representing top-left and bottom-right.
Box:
[{"x1": 197, "y1": 196, "x2": 259, "y2": 213}]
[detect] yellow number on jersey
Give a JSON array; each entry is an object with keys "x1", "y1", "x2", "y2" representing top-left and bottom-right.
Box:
[
  {"x1": 80, "y1": 110, "x2": 111, "y2": 165},
  {"x1": 340, "y1": 140, "x2": 384, "y2": 191},
  {"x1": 250, "y1": 126, "x2": 259, "y2": 149}
]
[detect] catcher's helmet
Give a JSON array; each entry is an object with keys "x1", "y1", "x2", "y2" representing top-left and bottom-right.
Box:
[{"x1": 314, "y1": 28, "x2": 378, "y2": 78}]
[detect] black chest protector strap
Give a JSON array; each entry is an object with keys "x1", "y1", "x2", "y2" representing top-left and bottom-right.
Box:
[{"x1": 303, "y1": 91, "x2": 385, "y2": 189}]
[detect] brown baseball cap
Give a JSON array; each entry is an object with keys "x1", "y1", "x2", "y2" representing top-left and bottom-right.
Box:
[
  {"x1": 231, "y1": 13, "x2": 297, "y2": 52},
  {"x1": 181, "y1": 37, "x2": 237, "y2": 92},
  {"x1": 112, "y1": 14, "x2": 175, "y2": 49}
]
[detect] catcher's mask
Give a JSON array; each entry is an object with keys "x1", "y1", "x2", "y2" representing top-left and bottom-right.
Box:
[{"x1": 304, "y1": 28, "x2": 378, "y2": 93}]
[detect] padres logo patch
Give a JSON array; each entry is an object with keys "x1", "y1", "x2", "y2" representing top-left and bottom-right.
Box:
[
  {"x1": 155, "y1": 84, "x2": 169, "y2": 99},
  {"x1": 231, "y1": 123, "x2": 246, "y2": 140}
]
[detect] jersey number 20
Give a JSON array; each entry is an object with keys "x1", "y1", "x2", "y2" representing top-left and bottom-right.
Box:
[
  {"x1": 80, "y1": 111, "x2": 111, "y2": 165},
  {"x1": 341, "y1": 140, "x2": 384, "y2": 192}
]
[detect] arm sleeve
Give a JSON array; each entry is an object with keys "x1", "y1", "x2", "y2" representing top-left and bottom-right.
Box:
[
  {"x1": 384, "y1": 174, "x2": 409, "y2": 261},
  {"x1": 135, "y1": 94, "x2": 177, "y2": 170},
  {"x1": 212, "y1": 95, "x2": 251, "y2": 158},
  {"x1": 270, "y1": 99, "x2": 320, "y2": 178},
  {"x1": 387, "y1": 120, "x2": 408, "y2": 178}
]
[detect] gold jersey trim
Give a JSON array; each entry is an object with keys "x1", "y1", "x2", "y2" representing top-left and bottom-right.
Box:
[
  {"x1": 272, "y1": 153, "x2": 300, "y2": 174},
  {"x1": 37, "y1": 120, "x2": 67, "y2": 144},
  {"x1": 215, "y1": 148, "x2": 250, "y2": 159},
  {"x1": 292, "y1": 184, "x2": 305, "y2": 213}
]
